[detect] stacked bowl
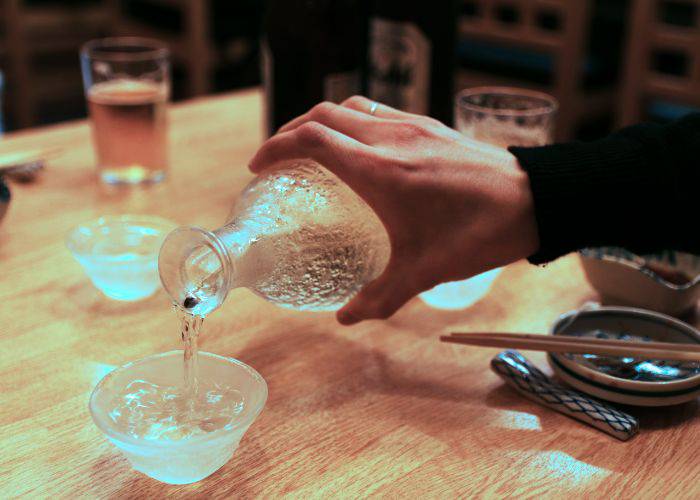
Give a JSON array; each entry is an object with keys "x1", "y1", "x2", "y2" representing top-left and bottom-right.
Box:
[{"x1": 548, "y1": 306, "x2": 700, "y2": 407}]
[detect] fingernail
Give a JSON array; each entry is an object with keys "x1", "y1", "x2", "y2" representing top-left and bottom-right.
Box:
[{"x1": 337, "y1": 310, "x2": 360, "y2": 325}]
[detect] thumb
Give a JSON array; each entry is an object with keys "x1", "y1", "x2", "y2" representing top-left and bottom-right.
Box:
[{"x1": 336, "y1": 263, "x2": 417, "y2": 325}]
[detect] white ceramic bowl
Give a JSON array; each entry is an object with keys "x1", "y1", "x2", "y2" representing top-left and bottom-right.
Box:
[
  {"x1": 548, "y1": 305, "x2": 700, "y2": 406},
  {"x1": 579, "y1": 247, "x2": 700, "y2": 316}
]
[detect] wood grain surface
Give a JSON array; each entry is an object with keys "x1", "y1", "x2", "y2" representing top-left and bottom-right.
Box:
[{"x1": 1, "y1": 89, "x2": 699, "y2": 499}]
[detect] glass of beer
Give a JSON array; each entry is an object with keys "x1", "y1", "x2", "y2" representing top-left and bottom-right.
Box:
[
  {"x1": 81, "y1": 38, "x2": 170, "y2": 184},
  {"x1": 420, "y1": 87, "x2": 557, "y2": 310}
]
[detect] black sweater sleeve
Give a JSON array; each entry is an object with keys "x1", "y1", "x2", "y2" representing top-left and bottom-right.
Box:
[{"x1": 509, "y1": 113, "x2": 700, "y2": 264}]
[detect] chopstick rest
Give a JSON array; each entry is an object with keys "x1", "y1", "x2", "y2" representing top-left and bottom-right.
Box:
[{"x1": 490, "y1": 350, "x2": 639, "y2": 441}]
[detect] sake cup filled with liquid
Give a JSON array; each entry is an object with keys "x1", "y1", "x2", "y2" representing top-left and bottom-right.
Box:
[{"x1": 89, "y1": 351, "x2": 267, "y2": 484}]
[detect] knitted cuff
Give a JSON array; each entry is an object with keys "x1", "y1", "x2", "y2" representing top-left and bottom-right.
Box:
[{"x1": 509, "y1": 137, "x2": 664, "y2": 264}]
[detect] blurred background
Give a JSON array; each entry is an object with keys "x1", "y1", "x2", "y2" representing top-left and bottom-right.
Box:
[{"x1": 0, "y1": 0, "x2": 699, "y2": 140}]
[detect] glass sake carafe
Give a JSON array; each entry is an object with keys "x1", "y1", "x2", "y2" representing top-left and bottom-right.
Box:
[{"x1": 158, "y1": 160, "x2": 391, "y2": 317}]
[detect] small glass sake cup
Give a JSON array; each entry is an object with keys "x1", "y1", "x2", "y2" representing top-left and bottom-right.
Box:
[
  {"x1": 89, "y1": 350, "x2": 268, "y2": 484},
  {"x1": 66, "y1": 215, "x2": 175, "y2": 301}
]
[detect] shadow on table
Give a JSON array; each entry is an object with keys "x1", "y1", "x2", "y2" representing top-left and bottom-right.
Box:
[
  {"x1": 381, "y1": 296, "x2": 509, "y2": 336},
  {"x1": 232, "y1": 326, "x2": 479, "y2": 407},
  {"x1": 233, "y1": 320, "x2": 698, "y2": 471},
  {"x1": 382, "y1": 292, "x2": 600, "y2": 340},
  {"x1": 231, "y1": 324, "x2": 663, "y2": 480},
  {"x1": 617, "y1": 399, "x2": 698, "y2": 430}
]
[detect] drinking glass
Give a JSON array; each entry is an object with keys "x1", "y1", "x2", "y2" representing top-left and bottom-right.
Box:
[
  {"x1": 420, "y1": 87, "x2": 557, "y2": 309},
  {"x1": 454, "y1": 86, "x2": 557, "y2": 147},
  {"x1": 80, "y1": 38, "x2": 170, "y2": 184}
]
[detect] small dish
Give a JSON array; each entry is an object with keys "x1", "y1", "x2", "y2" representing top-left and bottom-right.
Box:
[
  {"x1": 0, "y1": 147, "x2": 57, "y2": 182},
  {"x1": 548, "y1": 305, "x2": 700, "y2": 406},
  {"x1": 579, "y1": 247, "x2": 700, "y2": 316},
  {"x1": 66, "y1": 215, "x2": 175, "y2": 301},
  {"x1": 90, "y1": 350, "x2": 267, "y2": 484}
]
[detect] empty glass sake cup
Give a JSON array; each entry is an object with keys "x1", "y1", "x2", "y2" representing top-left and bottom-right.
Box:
[
  {"x1": 89, "y1": 351, "x2": 268, "y2": 484},
  {"x1": 66, "y1": 215, "x2": 175, "y2": 300}
]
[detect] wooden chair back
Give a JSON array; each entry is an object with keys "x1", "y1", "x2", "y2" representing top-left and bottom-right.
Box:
[
  {"x1": 619, "y1": 0, "x2": 700, "y2": 125},
  {"x1": 459, "y1": 0, "x2": 592, "y2": 140}
]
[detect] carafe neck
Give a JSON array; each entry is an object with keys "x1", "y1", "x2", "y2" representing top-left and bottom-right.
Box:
[{"x1": 158, "y1": 226, "x2": 237, "y2": 316}]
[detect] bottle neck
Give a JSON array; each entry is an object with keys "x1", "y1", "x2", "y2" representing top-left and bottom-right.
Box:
[
  {"x1": 205, "y1": 229, "x2": 236, "y2": 287},
  {"x1": 158, "y1": 226, "x2": 236, "y2": 317}
]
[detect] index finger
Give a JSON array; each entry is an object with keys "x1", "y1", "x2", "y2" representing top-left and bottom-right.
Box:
[{"x1": 248, "y1": 122, "x2": 378, "y2": 193}]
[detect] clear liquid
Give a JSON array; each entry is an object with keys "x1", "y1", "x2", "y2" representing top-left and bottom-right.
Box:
[
  {"x1": 209, "y1": 162, "x2": 390, "y2": 312},
  {"x1": 88, "y1": 79, "x2": 168, "y2": 184},
  {"x1": 107, "y1": 378, "x2": 245, "y2": 440},
  {"x1": 107, "y1": 312, "x2": 245, "y2": 440},
  {"x1": 181, "y1": 312, "x2": 203, "y2": 396},
  {"x1": 239, "y1": 223, "x2": 383, "y2": 311}
]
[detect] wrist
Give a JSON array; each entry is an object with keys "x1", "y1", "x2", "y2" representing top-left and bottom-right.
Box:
[{"x1": 507, "y1": 153, "x2": 540, "y2": 260}]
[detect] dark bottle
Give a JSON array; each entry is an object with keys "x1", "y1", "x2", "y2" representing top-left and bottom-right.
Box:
[
  {"x1": 262, "y1": 0, "x2": 369, "y2": 136},
  {"x1": 367, "y1": 0, "x2": 457, "y2": 125}
]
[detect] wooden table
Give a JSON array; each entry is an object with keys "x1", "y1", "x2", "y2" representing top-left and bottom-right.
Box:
[{"x1": 1, "y1": 89, "x2": 698, "y2": 498}]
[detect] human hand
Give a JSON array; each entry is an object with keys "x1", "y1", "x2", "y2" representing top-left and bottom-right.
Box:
[{"x1": 249, "y1": 96, "x2": 539, "y2": 324}]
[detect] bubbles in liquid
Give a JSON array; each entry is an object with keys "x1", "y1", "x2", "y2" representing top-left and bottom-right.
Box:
[
  {"x1": 221, "y1": 162, "x2": 390, "y2": 311},
  {"x1": 181, "y1": 312, "x2": 202, "y2": 395},
  {"x1": 240, "y1": 224, "x2": 379, "y2": 310},
  {"x1": 108, "y1": 379, "x2": 245, "y2": 440}
]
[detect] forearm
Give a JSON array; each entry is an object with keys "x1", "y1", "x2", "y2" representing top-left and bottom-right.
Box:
[{"x1": 510, "y1": 113, "x2": 700, "y2": 263}]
